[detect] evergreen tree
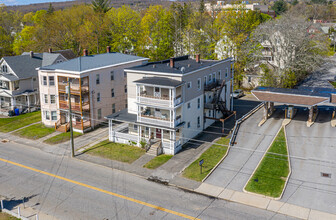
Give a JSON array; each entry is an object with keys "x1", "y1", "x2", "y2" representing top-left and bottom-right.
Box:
[
  {"x1": 92, "y1": 0, "x2": 111, "y2": 13},
  {"x1": 47, "y1": 3, "x2": 54, "y2": 14}
]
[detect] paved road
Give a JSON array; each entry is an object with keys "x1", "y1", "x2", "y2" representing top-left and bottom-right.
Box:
[
  {"x1": 0, "y1": 141, "x2": 296, "y2": 220},
  {"x1": 205, "y1": 107, "x2": 284, "y2": 191},
  {"x1": 283, "y1": 107, "x2": 336, "y2": 215}
]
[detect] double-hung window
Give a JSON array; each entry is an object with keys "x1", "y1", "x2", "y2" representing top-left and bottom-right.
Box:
[{"x1": 49, "y1": 76, "x2": 55, "y2": 86}]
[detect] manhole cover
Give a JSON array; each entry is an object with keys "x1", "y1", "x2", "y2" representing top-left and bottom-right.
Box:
[{"x1": 321, "y1": 172, "x2": 331, "y2": 178}]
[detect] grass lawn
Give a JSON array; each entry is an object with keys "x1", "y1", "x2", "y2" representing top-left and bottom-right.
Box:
[
  {"x1": 13, "y1": 123, "x2": 55, "y2": 140},
  {"x1": 43, "y1": 131, "x2": 82, "y2": 145},
  {"x1": 182, "y1": 137, "x2": 230, "y2": 182},
  {"x1": 143, "y1": 154, "x2": 173, "y2": 169},
  {"x1": 82, "y1": 140, "x2": 145, "y2": 163},
  {"x1": 0, "y1": 111, "x2": 41, "y2": 133},
  {"x1": 0, "y1": 211, "x2": 19, "y2": 220},
  {"x1": 245, "y1": 128, "x2": 289, "y2": 198}
]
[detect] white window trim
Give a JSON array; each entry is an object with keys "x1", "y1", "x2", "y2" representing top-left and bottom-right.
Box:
[
  {"x1": 187, "y1": 82, "x2": 192, "y2": 89},
  {"x1": 197, "y1": 78, "x2": 201, "y2": 90}
]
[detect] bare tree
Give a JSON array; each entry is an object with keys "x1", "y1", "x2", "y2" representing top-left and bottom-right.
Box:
[{"x1": 244, "y1": 12, "x2": 329, "y2": 88}]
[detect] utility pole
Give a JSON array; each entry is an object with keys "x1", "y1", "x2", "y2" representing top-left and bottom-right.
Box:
[{"x1": 66, "y1": 80, "x2": 75, "y2": 157}]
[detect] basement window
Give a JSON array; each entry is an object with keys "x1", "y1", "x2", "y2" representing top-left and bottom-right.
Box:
[{"x1": 321, "y1": 172, "x2": 331, "y2": 178}]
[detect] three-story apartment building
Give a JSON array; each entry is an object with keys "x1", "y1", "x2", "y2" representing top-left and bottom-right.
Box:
[
  {"x1": 37, "y1": 48, "x2": 148, "y2": 133},
  {"x1": 107, "y1": 55, "x2": 234, "y2": 155}
]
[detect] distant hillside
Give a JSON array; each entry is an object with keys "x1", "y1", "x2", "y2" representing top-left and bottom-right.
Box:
[{"x1": 5, "y1": 0, "x2": 183, "y2": 13}]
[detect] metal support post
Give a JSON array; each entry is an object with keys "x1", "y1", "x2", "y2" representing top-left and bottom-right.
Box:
[{"x1": 67, "y1": 80, "x2": 75, "y2": 157}]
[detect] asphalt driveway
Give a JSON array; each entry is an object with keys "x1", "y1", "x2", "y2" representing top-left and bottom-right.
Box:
[{"x1": 283, "y1": 107, "x2": 336, "y2": 214}]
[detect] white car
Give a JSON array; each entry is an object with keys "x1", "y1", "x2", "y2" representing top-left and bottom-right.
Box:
[{"x1": 232, "y1": 89, "x2": 244, "y2": 99}]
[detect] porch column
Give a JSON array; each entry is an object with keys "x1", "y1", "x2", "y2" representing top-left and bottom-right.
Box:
[
  {"x1": 109, "y1": 119, "x2": 112, "y2": 141},
  {"x1": 263, "y1": 101, "x2": 269, "y2": 121},
  {"x1": 149, "y1": 127, "x2": 151, "y2": 139},
  {"x1": 308, "y1": 106, "x2": 313, "y2": 123},
  {"x1": 173, "y1": 110, "x2": 176, "y2": 127},
  {"x1": 27, "y1": 95, "x2": 30, "y2": 111},
  {"x1": 169, "y1": 88, "x2": 172, "y2": 107},
  {"x1": 11, "y1": 97, "x2": 15, "y2": 110},
  {"x1": 137, "y1": 125, "x2": 141, "y2": 147},
  {"x1": 269, "y1": 102, "x2": 274, "y2": 117}
]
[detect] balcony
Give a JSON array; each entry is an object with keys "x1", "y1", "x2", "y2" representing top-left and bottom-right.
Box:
[
  {"x1": 59, "y1": 100, "x2": 81, "y2": 112},
  {"x1": 204, "y1": 80, "x2": 222, "y2": 91},
  {"x1": 138, "y1": 93, "x2": 183, "y2": 108}
]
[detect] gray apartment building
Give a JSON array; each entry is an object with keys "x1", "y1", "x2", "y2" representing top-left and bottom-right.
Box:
[{"x1": 107, "y1": 55, "x2": 234, "y2": 155}]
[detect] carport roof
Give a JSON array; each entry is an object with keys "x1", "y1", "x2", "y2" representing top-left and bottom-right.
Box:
[{"x1": 252, "y1": 86, "x2": 336, "y2": 106}]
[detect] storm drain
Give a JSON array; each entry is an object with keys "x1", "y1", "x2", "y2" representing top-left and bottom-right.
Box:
[{"x1": 321, "y1": 172, "x2": 331, "y2": 178}]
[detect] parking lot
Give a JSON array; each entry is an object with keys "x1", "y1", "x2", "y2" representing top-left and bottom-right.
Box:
[{"x1": 283, "y1": 107, "x2": 336, "y2": 214}]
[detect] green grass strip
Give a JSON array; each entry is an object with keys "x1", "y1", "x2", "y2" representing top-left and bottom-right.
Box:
[
  {"x1": 245, "y1": 127, "x2": 289, "y2": 198},
  {"x1": 182, "y1": 137, "x2": 229, "y2": 182},
  {"x1": 14, "y1": 123, "x2": 55, "y2": 140},
  {"x1": 0, "y1": 111, "x2": 41, "y2": 133},
  {"x1": 82, "y1": 140, "x2": 145, "y2": 164},
  {"x1": 43, "y1": 132, "x2": 82, "y2": 145},
  {"x1": 143, "y1": 154, "x2": 173, "y2": 169}
]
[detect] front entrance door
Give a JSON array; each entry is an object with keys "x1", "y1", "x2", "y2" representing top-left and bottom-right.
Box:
[{"x1": 156, "y1": 128, "x2": 161, "y2": 139}]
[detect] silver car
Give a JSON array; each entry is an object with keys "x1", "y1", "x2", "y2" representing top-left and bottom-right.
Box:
[{"x1": 232, "y1": 89, "x2": 244, "y2": 98}]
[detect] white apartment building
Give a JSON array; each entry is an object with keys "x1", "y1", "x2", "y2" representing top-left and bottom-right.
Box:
[
  {"x1": 37, "y1": 48, "x2": 148, "y2": 133},
  {"x1": 107, "y1": 55, "x2": 234, "y2": 155}
]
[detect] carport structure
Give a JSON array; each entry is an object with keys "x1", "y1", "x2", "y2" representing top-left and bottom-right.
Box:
[{"x1": 252, "y1": 86, "x2": 336, "y2": 127}]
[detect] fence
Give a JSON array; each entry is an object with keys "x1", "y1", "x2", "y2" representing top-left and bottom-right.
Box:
[{"x1": 0, "y1": 199, "x2": 33, "y2": 220}]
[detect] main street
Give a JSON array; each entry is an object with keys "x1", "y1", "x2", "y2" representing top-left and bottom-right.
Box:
[{"x1": 0, "y1": 141, "x2": 296, "y2": 220}]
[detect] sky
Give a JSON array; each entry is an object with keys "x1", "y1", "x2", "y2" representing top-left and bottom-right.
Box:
[{"x1": 2, "y1": 0, "x2": 74, "y2": 6}]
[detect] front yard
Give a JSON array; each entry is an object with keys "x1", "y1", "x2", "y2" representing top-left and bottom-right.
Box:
[
  {"x1": 0, "y1": 111, "x2": 41, "y2": 133},
  {"x1": 0, "y1": 211, "x2": 19, "y2": 220},
  {"x1": 182, "y1": 137, "x2": 230, "y2": 182},
  {"x1": 245, "y1": 127, "x2": 289, "y2": 198},
  {"x1": 43, "y1": 132, "x2": 82, "y2": 145},
  {"x1": 82, "y1": 140, "x2": 145, "y2": 163},
  {"x1": 143, "y1": 154, "x2": 173, "y2": 169},
  {"x1": 13, "y1": 123, "x2": 55, "y2": 140}
]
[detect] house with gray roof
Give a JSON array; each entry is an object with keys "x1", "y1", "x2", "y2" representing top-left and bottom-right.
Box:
[
  {"x1": 106, "y1": 55, "x2": 234, "y2": 155},
  {"x1": 0, "y1": 51, "x2": 67, "y2": 115},
  {"x1": 37, "y1": 47, "x2": 149, "y2": 133}
]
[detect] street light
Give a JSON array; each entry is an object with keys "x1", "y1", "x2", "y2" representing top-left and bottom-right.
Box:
[{"x1": 65, "y1": 80, "x2": 75, "y2": 158}]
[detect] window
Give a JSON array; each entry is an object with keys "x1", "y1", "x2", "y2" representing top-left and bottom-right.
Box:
[
  {"x1": 133, "y1": 124, "x2": 138, "y2": 130},
  {"x1": 187, "y1": 122, "x2": 190, "y2": 128},
  {"x1": 125, "y1": 100, "x2": 127, "y2": 108},
  {"x1": 50, "y1": 95, "x2": 56, "y2": 104},
  {"x1": 43, "y1": 76, "x2": 47, "y2": 85},
  {"x1": 33, "y1": 77, "x2": 36, "y2": 81},
  {"x1": 124, "y1": 85, "x2": 127, "y2": 93},
  {"x1": 197, "y1": 116, "x2": 200, "y2": 128},
  {"x1": 218, "y1": 70, "x2": 221, "y2": 80},
  {"x1": 187, "y1": 102, "x2": 191, "y2": 109},
  {"x1": 124, "y1": 71, "x2": 127, "y2": 77},
  {"x1": 111, "y1": 88, "x2": 114, "y2": 97},
  {"x1": 226, "y1": 68, "x2": 228, "y2": 78},
  {"x1": 187, "y1": 82, "x2": 192, "y2": 89},
  {"x1": 97, "y1": 109, "x2": 102, "y2": 119},
  {"x1": 44, "y1": 94, "x2": 48, "y2": 104},
  {"x1": 96, "y1": 74, "x2": 100, "y2": 84},
  {"x1": 97, "y1": 92, "x2": 100, "y2": 102},
  {"x1": 14, "y1": 81, "x2": 19, "y2": 90},
  {"x1": 49, "y1": 76, "x2": 55, "y2": 86},
  {"x1": 204, "y1": 76, "x2": 207, "y2": 86},
  {"x1": 204, "y1": 94, "x2": 206, "y2": 103},
  {"x1": 45, "y1": 111, "x2": 50, "y2": 120},
  {"x1": 51, "y1": 111, "x2": 57, "y2": 120},
  {"x1": 110, "y1": 71, "x2": 114, "y2": 80},
  {"x1": 213, "y1": 73, "x2": 216, "y2": 82},
  {"x1": 209, "y1": 74, "x2": 212, "y2": 82},
  {"x1": 112, "y1": 103, "x2": 115, "y2": 113},
  {"x1": 209, "y1": 95, "x2": 212, "y2": 100},
  {"x1": 197, "y1": 98, "x2": 200, "y2": 109},
  {"x1": 2, "y1": 65, "x2": 8, "y2": 73},
  {"x1": 208, "y1": 110, "x2": 211, "y2": 117},
  {"x1": 197, "y1": 78, "x2": 201, "y2": 90}
]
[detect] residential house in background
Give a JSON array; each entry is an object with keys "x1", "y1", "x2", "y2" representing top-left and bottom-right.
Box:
[
  {"x1": 0, "y1": 51, "x2": 68, "y2": 115},
  {"x1": 107, "y1": 55, "x2": 234, "y2": 155},
  {"x1": 37, "y1": 47, "x2": 148, "y2": 133}
]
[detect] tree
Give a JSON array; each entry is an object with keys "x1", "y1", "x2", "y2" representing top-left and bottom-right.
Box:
[
  {"x1": 244, "y1": 13, "x2": 329, "y2": 88},
  {"x1": 47, "y1": 3, "x2": 55, "y2": 14},
  {"x1": 272, "y1": 0, "x2": 288, "y2": 15},
  {"x1": 91, "y1": 0, "x2": 111, "y2": 13}
]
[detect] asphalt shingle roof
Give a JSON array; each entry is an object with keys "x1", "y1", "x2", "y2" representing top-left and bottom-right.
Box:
[
  {"x1": 134, "y1": 77, "x2": 183, "y2": 87},
  {"x1": 39, "y1": 52, "x2": 148, "y2": 72}
]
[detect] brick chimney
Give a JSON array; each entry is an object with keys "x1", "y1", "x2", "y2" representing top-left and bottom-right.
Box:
[
  {"x1": 170, "y1": 58, "x2": 174, "y2": 68},
  {"x1": 30, "y1": 51, "x2": 34, "y2": 58},
  {"x1": 48, "y1": 48, "x2": 52, "y2": 53},
  {"x1": 83, "y1": 49, "x2": 88, "y2": 56},
  {"x1": 106, "y1": 46, "x2": 111, "y2": 53},
  {"x1": 196, "y1": 54, "x2": 200, "y2": 63}
]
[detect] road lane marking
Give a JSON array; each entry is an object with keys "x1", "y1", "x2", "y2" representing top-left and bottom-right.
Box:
[{"x1": 0, "y1": 157, "x2": 200, "y2": 220}]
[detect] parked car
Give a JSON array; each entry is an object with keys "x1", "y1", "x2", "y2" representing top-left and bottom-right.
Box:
[{"x1": 232, "y1": 89, "x2": 244, "y2": 99}]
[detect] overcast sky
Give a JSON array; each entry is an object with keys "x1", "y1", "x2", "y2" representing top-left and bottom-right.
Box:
[{"x1": 2, "y1": 0, "x2": 74, "y2": 6}]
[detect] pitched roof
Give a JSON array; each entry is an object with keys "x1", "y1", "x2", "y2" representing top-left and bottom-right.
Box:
[
  {"x1": 39, "y1": 52, "x2": 148, "y2": 73},
  {"x1": 3, "y1": 53, "x2": 62, "y2": 79},
  {"x1": 134, "y1": 77, "x2": 184, "y2": 87},
  {"x1": 53, "y1": 49, "x2": 76, "y2": 60}
]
